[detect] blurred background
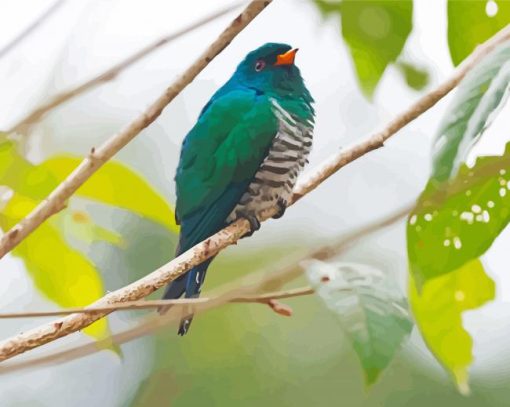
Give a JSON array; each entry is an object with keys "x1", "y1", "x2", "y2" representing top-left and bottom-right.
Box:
[{"x1": 0, "y1": 0, "x2": 510, "y2": 405}]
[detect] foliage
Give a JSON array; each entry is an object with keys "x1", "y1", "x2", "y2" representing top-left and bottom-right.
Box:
[
  {"x1": 448, "y1": 0, "x2": 510, "y2": 66},
  {"x1": 408, "y1": 39, "x2": 510, "y2": 388},
  {"x1": 306, "y1": 260, "x2": 413, "y2": 384},
  {"x1": 315, "y1": 0, "x2": 414, "y2": 98},
  {"x1": 0, "y1": 138, "x2": 176, "y2": 341}
]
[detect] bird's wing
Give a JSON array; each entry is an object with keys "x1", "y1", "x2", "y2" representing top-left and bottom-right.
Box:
[{"x1": 175, "y1": 88, "x2": 278, "y2": 249}]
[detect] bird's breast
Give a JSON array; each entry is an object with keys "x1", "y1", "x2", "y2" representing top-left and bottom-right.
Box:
[{"x1": 227, "y1": 98, "x2": 314, "y2": 222}]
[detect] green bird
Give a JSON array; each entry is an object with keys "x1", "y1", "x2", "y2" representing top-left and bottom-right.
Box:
[{"x1": 163, "y1": 43, "x2": 315, "y2": 335}]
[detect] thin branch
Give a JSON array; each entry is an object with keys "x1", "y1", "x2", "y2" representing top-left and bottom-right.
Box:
[
  {"x1": 7, "y1": 1, "x2": 244, "y2": 134},
  {"x1": 1, "y1": 23, "x2": 509, "y2": 363},
  {"x1": 0, "y1": 0, "x2": 67, "y2": 61},
  {"x1": 0, "y1": 287, "x2": 314, "y2": 319},
  {"x1": 0, "y1": 203, "x2": 408, "y2": 374}
]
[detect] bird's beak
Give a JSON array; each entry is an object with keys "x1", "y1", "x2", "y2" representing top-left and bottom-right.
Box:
[{"x1": 275, "y1": 48, "x2": 298, "y2": 66}]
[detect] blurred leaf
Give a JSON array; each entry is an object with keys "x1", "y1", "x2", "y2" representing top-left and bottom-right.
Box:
[
  {"x1": 0, "y1": 140, "x2": 177, "y2": 233},
  {"x1": 432, "y1": 41, "x2": 510, "y2": 182},
  {"x1": 315, "y1": 0, "x2": 413, "y2": 98},
  {"x1": 42, "y1": 156, "x2": 178, "y2": 233},
  {"x1": 410, "y1": 144, "x2": 510, "y2": 286},
  {"x1": 0, "y1": 139, "x2": 176, "y2": 345},
  {"x1": 306, "y1": 260, "x2": 413, "y2": 384},
  {"x1": 0, "y1": 193, "x2": 110, "y2": 340},
  {"x1": 396, "y1": 60, "x2": 429, "y2": 90},
  {"x1": 448, "y1": 0, "x2": 510, "y2": 66},
  {"x1": 409, "y1": 259, "x2": 495, "y2": 393}
]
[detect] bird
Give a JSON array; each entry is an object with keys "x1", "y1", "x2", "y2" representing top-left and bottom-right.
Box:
[{"x1": 162, "y1": 42, "x2": 315, "y2": 335}]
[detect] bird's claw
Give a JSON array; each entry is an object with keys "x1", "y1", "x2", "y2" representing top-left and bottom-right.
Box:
[
  {"x1": 272, "y1": 198, "x2": 287, "y2": 219},
  {"x1": 242, "y1": 213, "x2": 260, "y2": 237}
]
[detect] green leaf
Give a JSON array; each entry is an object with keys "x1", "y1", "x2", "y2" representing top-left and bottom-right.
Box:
[
  {"x1": 409, "y1": 259, "x2": 495, "y2": 394},
  {"x1": 395, "y1": 60, "x2": 430, "y2": 91},
  {"x1": 315, "y1": 0, "x2": 413, "y2": 98},
  {"x1": 42, "y1": 156, "x2": 178, "y2": 233},
  {"x1": 306, "y1": 260, "x2": 413, "y2": 384},
  {"x1": 0, "y1": 193, "x2": 110, "y2": 340},
  {"x1": 409, "y1": 143, "x2": 510, "y2": 284},
  {"x1": 432, "y1": 41, "x2": 510, "y2": 183},
  {"x1": 448, "y1": 0, "x2": 510, "y2": 66}
]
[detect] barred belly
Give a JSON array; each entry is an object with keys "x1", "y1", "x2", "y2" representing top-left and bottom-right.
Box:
[{"x1": 227, "y1": 99, "x2": 313, "y2": 223}]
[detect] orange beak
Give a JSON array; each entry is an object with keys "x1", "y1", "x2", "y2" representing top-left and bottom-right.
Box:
[{"x1": 275, "y1": 48, "x2": 298, "y2": 66}]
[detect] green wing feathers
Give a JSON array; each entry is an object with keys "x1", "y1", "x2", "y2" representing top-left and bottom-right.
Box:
[{"x1": 175, "y1": 90, "x2": 278, "y2": 220}]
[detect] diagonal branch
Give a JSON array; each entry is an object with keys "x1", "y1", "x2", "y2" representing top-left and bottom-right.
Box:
[
  {"x1": 0, "y1": 21, "x2": 509, "y2": 363},
  {"x1": 7, "y1": 1, "x2": 244, "y2": 134},
  {"x1": 0, "y1": 0, "x2": 272, "y2": 260}
]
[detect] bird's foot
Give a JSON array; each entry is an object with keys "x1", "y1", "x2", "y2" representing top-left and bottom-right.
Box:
[
  {"x1": 240, "y1": 213, "x2": 260, "y2": 237},
  {"x1": 272, "y1": 198, "x2": 287, "y2": 219}
]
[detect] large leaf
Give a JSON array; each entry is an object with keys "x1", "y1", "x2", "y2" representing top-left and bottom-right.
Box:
[
  {"x1": 315, "y1": 0, "x2": 413, "y2": 98},
  {"x1": 409, "y1": 143, "x2": 510, "y2": 285},
  {"x1": 410, "y1": 259, "x2": 495, "y2": 394},
  {"x1": 0, "y1": 140, "x2": 176, "y2": 232},
  {"x1": 306, "y1": 260, "x2": 413, "y2": 384},
  {"x1": 448, "y1": 0, "x2": 510, "y2": 66},
  {"x1": 432, "y1": 41, "x2": 510, "y2": 183},
  {"x1": 42, "y1": 156, "x2": 178, "y2": 233}
]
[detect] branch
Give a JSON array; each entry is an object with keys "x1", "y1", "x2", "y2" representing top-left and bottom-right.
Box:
[
  {"x1": 6, "y1": 1, "x2": 244, "y2": 134},
  {"x1": 0, "y1": 203, "x2": 409, "y2": 374},
  {"x1": 2, "y1": 24, "x2": 509, "y2": 363},
  {"x1": 0, "y1": 0, "x2": 67, "y2": 61},
  {"x1": 0, "y1": 286, "x2": 314, "y2": 319},
  {"x1": 0, "y1": 0, "x2": 272, "y2": 261}
]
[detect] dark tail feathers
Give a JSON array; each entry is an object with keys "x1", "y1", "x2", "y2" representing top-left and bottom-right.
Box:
[{"x1": 161, "y1": 259, "x2": 212, "y2": 335}]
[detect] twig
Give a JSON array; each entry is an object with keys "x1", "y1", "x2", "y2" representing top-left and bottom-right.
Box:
[
  {"x1": 0, "y1": 203, "x2": 408, "y2": 374},
  {"x1": 2, "y1": 22, "x2": 508, "y2": 362},
  {"x1": 0, "y1": 287, "x2": 314, "y2": 319},
  {"x1": 0, "y1": 0, "x2": 67, "y2": 61},
  {"x1": 7, "y1": 1, "x2": 244, "y2": 134}
]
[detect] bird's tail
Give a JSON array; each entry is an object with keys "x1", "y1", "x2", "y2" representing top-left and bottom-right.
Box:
[{"x1": 161, "y1": 258, "x2": 213, "y2": 335}]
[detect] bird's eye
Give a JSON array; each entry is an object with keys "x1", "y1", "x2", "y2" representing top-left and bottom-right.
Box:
[{"x1": 254, "y1": 60, "x2": 266, "y2": 72}]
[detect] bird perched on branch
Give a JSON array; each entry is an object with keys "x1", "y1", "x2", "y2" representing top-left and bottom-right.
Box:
[{"x1": 162, "y1": 42, "x2": 315, "y2": 335}]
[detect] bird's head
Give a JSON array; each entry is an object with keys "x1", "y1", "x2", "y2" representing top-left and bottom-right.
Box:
[{"x1": 233, "y1": 43, "x2": 307, "y2": 97}]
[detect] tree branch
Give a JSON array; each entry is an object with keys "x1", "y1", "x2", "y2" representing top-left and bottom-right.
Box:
[
  {"x1": 0, "y1": 0, "x2": 67, "y2": 61},
  {"x1": 1, "y1": 22, "x2": 509, "y2": 362},
  {"x1": 7, "y1": 1, "x2": 244, "y2": 134},
  {"x1": 0, "y1": 0, "x2": 272, "y2": 260},
  {"x1": 0, "y1": 203, "x2": 409, "y2": 374}
]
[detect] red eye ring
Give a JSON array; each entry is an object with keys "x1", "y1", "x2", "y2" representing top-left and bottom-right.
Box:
[{"x1": 255, "y1": 60, "x2": 265, "y2": 72}]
